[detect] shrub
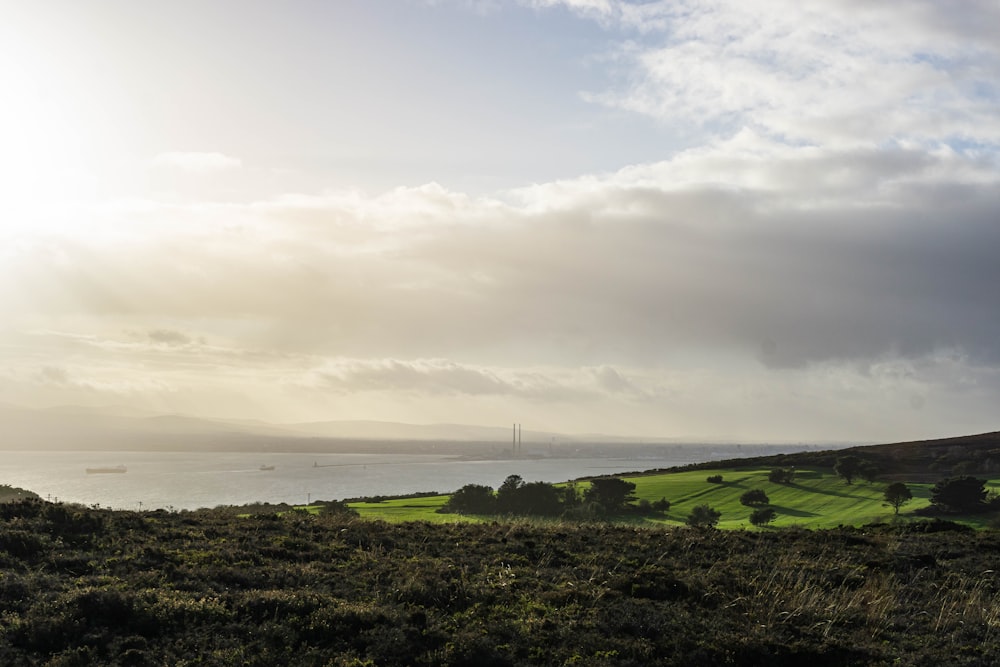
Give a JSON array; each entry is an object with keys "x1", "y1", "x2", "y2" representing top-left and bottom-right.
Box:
[
  {"x1": 317, "y1": 500, "x2": 358, "y2": 516},
  {"x1": 706, "y1": 475, "x2": 724, "y2": 484},
  {"x1": 443, "y1": 484, "x2": 496, "y2": 515},
  {"x1": 686, "y1": 504, "x2": 721, "y2": 529},
  {"x1": 749, "y1": 507, "x2": 777, "y2": 526},
  {"x1": 768, "y1": 468, "x2": 794, "y2": 484},
  {"x1": 930, "y1": 476, "x2": 988, "y2": 514}
]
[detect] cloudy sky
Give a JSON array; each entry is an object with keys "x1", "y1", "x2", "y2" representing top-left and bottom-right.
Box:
[{"x1": 2, "y1": 0, "x2": 999, "y2": 442}]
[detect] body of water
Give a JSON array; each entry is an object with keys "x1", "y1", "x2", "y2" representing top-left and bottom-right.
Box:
[{"x1": 1, "y1": 450, "x2": 708, "y2": 510}]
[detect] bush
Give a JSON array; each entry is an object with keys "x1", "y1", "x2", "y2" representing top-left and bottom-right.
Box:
[
  {"x1": 768, "y1": 468, "x2": 794, "y2": 484},
  {"x1": 443, "y1": 484, "x2": 496, "y2": 515},
  {"x1": 749, "y1": 507, "x2": 777, "y2": 526},
  {"x1": 930, "y1": 476, "x2": 988, "y2": 514},
  {"x1": 706, "y1": 475, "x2": 724, "y2": 484},
  {"x1": 739, "y1": 489, "x2": 769, "y2": 506},
  {"x1": 686, "y1": 504, "x2": 721, "y2": 529},
  {"x1": 317, "y1": 500, "x2": 358, "y2": 516},
  {"x1": 651, "y1": 498, "x2": 671, "y2": 511}
]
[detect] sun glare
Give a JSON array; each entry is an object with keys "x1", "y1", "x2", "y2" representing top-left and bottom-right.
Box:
[{"x1": 0, "y1": 24, "x2": 112, "y2": 238}]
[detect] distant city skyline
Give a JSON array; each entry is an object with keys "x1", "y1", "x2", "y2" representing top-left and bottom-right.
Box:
[{"x1": 2, "y1": 1, "x2": 999, "y2": 442}]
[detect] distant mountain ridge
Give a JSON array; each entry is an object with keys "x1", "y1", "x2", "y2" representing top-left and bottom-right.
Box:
[{"x1": 0, "y1": 404, "x2": 684, "y2": 452}]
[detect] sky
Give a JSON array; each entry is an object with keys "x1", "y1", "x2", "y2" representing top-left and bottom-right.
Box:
[{"x1": 1, "y1": 0, "x2": 999, "y2": 443}]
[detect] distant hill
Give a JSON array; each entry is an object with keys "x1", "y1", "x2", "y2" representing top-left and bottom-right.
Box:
[
  {"x1": 0, "y1": 404, "x2": 692, "y2": 453},
  {"x1": 681, "y1": 430, "x2": 1000, "y2": 480}
]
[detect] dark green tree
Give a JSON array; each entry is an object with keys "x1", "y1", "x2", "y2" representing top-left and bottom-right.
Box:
[
  {"x1": 496, "y1": 475, "x2": 525, "y2": 514},
  {"x1": 930, "y1": 476, "x2": 988, "y2": 514},
  {"x1": 768, "y1": 468, "x2": 794, "y2": 484},
  {"x1": 740, "y1": 489, "x2": 771, "y2": 506},
  {"x1": 444, "y1": 484, "x2": 496, "y2": 515},
  {"x1": 560, "y1": 482, "x2": 582, "y2": 508},
  {"x1": 882, "y1": 482, "x2": 912, "y2": 515},
  {"x1": 516, "y1": 481, "x2": 562, "y2": 516},
  {"x1": 834, "y1": 455, "x2": 863, "y2": 484},
  {"x1": 686, "y1": 504, "x2": 721, "y2": 528},
  {"x1": 749, "y1": 507, "x2": 777, "y2": 526},
  {"x1": 739, "y1": 489, "x2": 769, "y2": 506},
  {"x1": 584, "y1": 478, "x2": 636, "y2": 514},
  {"x1": 858, "y1": 460, "x2": 881, "y2": 483}
]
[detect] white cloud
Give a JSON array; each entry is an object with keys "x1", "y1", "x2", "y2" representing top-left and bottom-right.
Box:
[
  {"x1": 559, "y1": 0, "x2": 1000, "y2": 151},
  {"x1": 150, "y1": 151, "x2": 243, "y2": 172},
  {"x1": 300, "y1": 358, "x2": 597, "y2": 400},
  {"x1": 524, "y1": 0, "x2": 616, "y2": 19}
]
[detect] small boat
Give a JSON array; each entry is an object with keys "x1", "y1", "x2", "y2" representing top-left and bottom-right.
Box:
[
  {"x1": 259, "y1": 465, "x2": 275, "y2": 471},
  {"x1": 86, "y1": 464, "x2": 127, "y2": 474}
]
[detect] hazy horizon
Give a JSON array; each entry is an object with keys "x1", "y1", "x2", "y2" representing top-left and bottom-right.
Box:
[{"x1": 3, "y1": 1, "x2": 999, "y2": 444}]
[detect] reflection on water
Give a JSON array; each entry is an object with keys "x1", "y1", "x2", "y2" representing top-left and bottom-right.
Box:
[{"x1": 0, "y1": 451, "x2": 703, "y2": 510}]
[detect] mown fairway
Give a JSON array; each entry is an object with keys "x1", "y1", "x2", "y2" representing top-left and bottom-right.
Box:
[
  {"x1": 350, "y1": 495, "x2": 465, "y2": 522},
  {"x1": 350, "y1": 467, "x2": 1000, "y2": 528},
  {"x1": 627, "y1": 467, "x2": 919, "y2": 528}
]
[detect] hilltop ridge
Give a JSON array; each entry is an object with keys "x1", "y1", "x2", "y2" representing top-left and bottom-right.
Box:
[{"x1": 675, "y1": 430, "x2": 1000, "y2": 481}]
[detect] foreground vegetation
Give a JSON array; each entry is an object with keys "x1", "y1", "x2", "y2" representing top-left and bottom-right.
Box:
[
  {"x1": 1, "y1": 499, "x2": 999, "y2": 665},
  {"x1": 4, "y1": 433, "x2": 1000, "y2": 663}
]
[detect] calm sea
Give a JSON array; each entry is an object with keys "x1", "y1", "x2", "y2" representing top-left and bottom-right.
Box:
[{"x1": 0, "y1": 450, "x2": 710, "y2": 510}]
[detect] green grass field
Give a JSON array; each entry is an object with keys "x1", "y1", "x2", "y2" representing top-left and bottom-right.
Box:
[
  {"x1": 347, "y1": 467, "x2": 1000, "y2": 528},
  {"x1": 626, "y1": 467, "x2": 925, "y2": 528},
  {"x1": 348, "y1": 494, "x2": 469, "y2": 523}
]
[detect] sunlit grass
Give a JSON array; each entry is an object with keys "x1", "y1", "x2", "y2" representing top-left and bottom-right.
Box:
[
  {"x1": 625, "y1": 467, "x2": 934, "y2": 528},
  {"x1": 349, "y1": 495, "x2": 477, "y2": 523}
]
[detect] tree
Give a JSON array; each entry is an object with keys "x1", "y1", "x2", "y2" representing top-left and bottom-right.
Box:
[
  {"x1": 858, "y1": 460, "x2": 881, "y2": 484},
  {"x1": 739, "y1": 489, "x2": 769, "y2": 506},
  {"x1": 706, "y1": 475, "x2": 724, "y2": 484},
  {"x1": 686, "y1": 504, "x2": 721, "y2": 529},
  {"x1": 516, "y1": 481, "x2": 562, "y2": 516},
  {"x1": 496, "y1": 475, "x2": 525, "y2": 514},
  {"x1": 444, "y1": 484, "x2": 495, "y2": 515},
  {"x1": 584, "y1": 478, "x2": 637, "y2": 514},
  {"x1": 882, "y1": 482, "x2": 912, "y2": 515},
  {"x1": 930, "y1": 476, "x2": 988, "y2": 514},
  {"x1": 560, "y1": 482, "x2": 582, "y2": 509},
  {"x1": 834, "y1": 455, "x2": 863, "y2": 484},
  {"x1": 768, "y1": 468, "x2": 794, "y2": 484},
  {"x1": 749, "y1": 507, "x2": 776, "y2": 526},
  {"x1": 495, "y1": 476, "x2": 566, "y2": 516}
]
